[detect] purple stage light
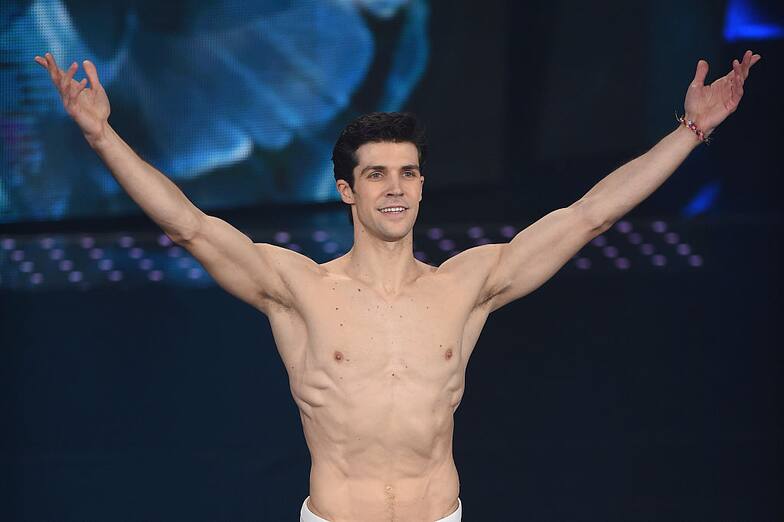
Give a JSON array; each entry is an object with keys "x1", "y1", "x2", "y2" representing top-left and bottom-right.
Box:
[
  {"x1": 148, "y1": 270, "x2": 164, "y2": 281},
  {"x1": 427, "y1": 227, "x2": 444, "y2": 240},
  {"x1": 676, "y1": 244, "x2": 691, "y2": 255},
  {"x1": 108, "y1": 270, "x2": 123, "y2": 282},
  {"x1": 640, "y1": 244, "x2": 655, "y2": 256},
  {"x1": 139, "y1": 259, "x2": 153, "y2": 270},
  {"x1": 664, "y1": 232, "x2": 679, "y2": 244},
  {"x1": 651, "y1": 254, "x2": 667, "y2": 266},
  {"x1": 499, "y1": 226, "x2": 516, "y2": 239},
  {"x1": 688, "y1": 254, "x2": 703, "y2": 267},
  {"x1": 574, "y1": 257, "x2": 591, "y2": 270},
  {"x1": 49, "y1": 248, "x2": 64, "y2": 260},
  {"x1": 98, "y1": 259, "x2": 113, "y2": 271},
  {"x1": 119, "y1": 235, "x2": 134, "y2": 248},
  {"x1": 323, "y1": 241, "x2": 339, "y2": 254},
  {"x1": 651, "y1": 220, "x2": 667, "y2": 233},
  {"x1": 58, "y1": 260, "x2": 74, "y2": 271},
  {"x1": 11, "y1": 250, "x2": 24, "y2": 261},
  {"x1": 157, "y1": 234, "x2": 172, "y2": 247},
  {"x1": 414, "y1": 251, "x2": 427, "y2": 261},
  {"x1": 68, "y1": 271, "x2": 83, "y2": 282},
  {"x1": 615, "y1": 220, "x2": 633, "y2": 233},
  {"x1": 167, "y1": 246, "x2": 184, "y2": 258},
  {"x1": 627, "y1": 232, "x2": 642, "y2": 244},
  {"x1": 129, "y1": 247, "x2": 144, "y2": 259},
  {"x1": 79, "y1": 236, "x2": 95, "y2": 248},
  {"x1": 1, "y1": 238, "x2": 15, "y2": 250},
  {"x1": 188, "y1": 268, "x2": 203, "y2": 279},
  {"x1": 614, "y1": 257, "x2": 631, "y2": 270},
  {"x1": 274, "y1": 231, "x2": 291, "y2": 243},
  {"x1": 438, "y1": 239, "x2": 455, "y2": 251},
  {"x1": 474, "y1": 237, "x2": 491, "y2": 245},
  {"x1": 591, "y1": 235, "x2": 607, "y2": 247},
  {"x1": 575, "y1": 257, "x2": 591, "y2": 269},
  {"x1": 19, "y1": 261, "x2": 34, "y2": 273},
  {"x1": 30, "y1": 273, "x2": 43, "y2": 285},
  {"x1": 467, "y1": 226, "x2": 484, "y2": 239},
  {"x1": 287, "y1": 243, "x2": 302, "y2": 252},
  {"x1": 602, "y1": 246, "x2": 618, "y2": 258},
  {"x1": 312, "y1": 230, "x2": 329, "y2": 242},
  {"x1": 39, "y1": 237, "x2": 55, "y2": 249},
  {"x1": 89, "y1": 248, "x2": 104, "y2": 260}
]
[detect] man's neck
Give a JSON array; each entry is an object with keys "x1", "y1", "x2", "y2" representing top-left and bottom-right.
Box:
[{"x1": 344, "y1": 225, "x2": 421, "y2": 296}]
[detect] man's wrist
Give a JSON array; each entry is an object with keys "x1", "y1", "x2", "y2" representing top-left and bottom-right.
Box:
[
  {"x1": 676, "y1": 113, "x2": 712, "y2": 145},
  {"x1": 84, "y1": 121, "x2": 112, "y2": 149}
]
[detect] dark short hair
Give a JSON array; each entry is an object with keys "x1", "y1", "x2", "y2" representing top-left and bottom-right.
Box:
[{"x1": 332, "y1": 112, "x2": 427, "y2": 224}]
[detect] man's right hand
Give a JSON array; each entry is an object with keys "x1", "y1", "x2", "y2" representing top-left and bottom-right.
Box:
[{"x1": 34, "y1": 53, "x2": 110, "y2": 142}]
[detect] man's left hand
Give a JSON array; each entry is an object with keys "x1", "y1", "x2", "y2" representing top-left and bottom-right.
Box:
[{"x1": 684, "y1": 50, "x2": 761, "y2": 138}]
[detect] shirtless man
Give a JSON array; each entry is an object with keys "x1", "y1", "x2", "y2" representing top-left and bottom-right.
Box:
[{"x1": 35, "y1": 50, "x2": 760, "y2": 521}]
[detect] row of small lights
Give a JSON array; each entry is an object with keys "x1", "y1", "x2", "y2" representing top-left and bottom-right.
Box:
[
  {"x1": 0, "y1": 219, "x2": 701, "y2": 289},
  {"x1": 578, "y1": 219, "x2": 703, "y2": 270}
]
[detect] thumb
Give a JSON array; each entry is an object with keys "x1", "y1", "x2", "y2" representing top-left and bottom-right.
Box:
[{"x1": 691, "y1": 59, "x2": 709, "y2": 87}]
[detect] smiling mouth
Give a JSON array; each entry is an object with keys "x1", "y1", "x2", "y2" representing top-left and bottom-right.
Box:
[{"x1": 378, "y1": 206, "x2": 408, "y2": 214}]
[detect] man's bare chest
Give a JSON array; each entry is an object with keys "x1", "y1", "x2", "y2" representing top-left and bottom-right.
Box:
[
  {"x1": 312, "y1": 282, "x2": 465, "y2": 357},
  {"x1": 277, "y1": 274, "x2": 480, "y2": 376}
]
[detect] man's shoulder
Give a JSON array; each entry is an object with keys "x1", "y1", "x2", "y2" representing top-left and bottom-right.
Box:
[{"x1": 253, "y1": 242, "x2": 325, "y2": 278}]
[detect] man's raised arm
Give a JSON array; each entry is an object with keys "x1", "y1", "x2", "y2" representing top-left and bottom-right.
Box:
[
  {"x1": 34, "y1": 53, "x2": 303, "y2": 312},
  {"x1": 445, "y1": 51, "x2": 761, "y2": 313}
]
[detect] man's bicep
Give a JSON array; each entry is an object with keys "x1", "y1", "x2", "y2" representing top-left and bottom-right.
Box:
[
  {"x1": 485, "y1": 204, "x2": 601, "y2": 311},
  {"x1": 178, "y1": 215, "x2": 298, "y2": 312}
]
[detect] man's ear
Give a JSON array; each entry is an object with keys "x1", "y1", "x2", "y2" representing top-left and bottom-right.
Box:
[
  {"x1": 336, "y1": 179, "x2": 355, "y2": 204},
  {"x1": 419, "y1": 175, "x2": 424, "y2": 202}
]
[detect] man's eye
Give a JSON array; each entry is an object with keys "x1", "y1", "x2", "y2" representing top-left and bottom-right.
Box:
[
  {"x1": 369, "y1": 172, "x2": 381, "y2": 178},
  {"x1": 404, "y1": 171, "x2": 416, "y2": 176}
]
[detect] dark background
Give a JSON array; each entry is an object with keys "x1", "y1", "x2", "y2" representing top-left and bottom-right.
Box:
[{"x1": 2, "y1": 0, "x2": 782, "y2": 520}]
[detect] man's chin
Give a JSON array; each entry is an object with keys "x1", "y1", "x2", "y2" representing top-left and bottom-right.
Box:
[{"x1": 372, "y1": 220, "x2": 415, "y2": 242}]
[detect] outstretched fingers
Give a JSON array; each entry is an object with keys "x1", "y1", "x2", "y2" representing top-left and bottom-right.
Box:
[
  {"x1": 726, "y1": 63, "x2": 743, "y2": 112},
  {"x1": 61, "y1": 61, "x2": 78, "y2": 91},
  {"x1": 35, "y1": 53, "x2": 100, "y2": 103},
  {"x1": 81, "y1": 60, "x2": 103, "y2": 93},
  {"x1": 732, "y1": 60, "x2": 745, "y2": 86},
  {"x1": 69, "y1": 78, "x2": 89, "y2": 101},
  {"x1": 41, "y1": 52, "x2": 62, "y2": 85},
  {"x1": 737, "y1": 50, "x2": 761, "y2": 80}
]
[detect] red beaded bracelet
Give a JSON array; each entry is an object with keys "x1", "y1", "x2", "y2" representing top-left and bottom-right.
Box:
[{"x1": 675, "y1": 112, "x2": 711, "y2": 145}]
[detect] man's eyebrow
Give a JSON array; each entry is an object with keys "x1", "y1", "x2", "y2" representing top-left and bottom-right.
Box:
[{"x1": 360, "y1": 164, "x2": 420, "y2": 173}]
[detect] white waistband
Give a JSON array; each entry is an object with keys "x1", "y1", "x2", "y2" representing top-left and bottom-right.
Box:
[{"x1": 300, "y1": 496, "x2": 462, "y2": 522}]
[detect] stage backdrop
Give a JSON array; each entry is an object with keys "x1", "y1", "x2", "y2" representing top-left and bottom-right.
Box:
[{"x1": 1, "y1": 0, "x2": 508, "y2": 224}]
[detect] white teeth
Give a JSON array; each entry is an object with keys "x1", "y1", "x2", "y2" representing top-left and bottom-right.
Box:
[{"x1": 380, "y1": 207, "x2": 406, "y2": 213}]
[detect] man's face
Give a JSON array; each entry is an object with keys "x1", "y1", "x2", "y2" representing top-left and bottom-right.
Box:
[{"x1": 337, "y1": 141, "x2": 424, "y2": 242}]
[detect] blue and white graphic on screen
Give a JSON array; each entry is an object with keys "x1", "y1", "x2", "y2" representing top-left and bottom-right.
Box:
[{"x1": 0, "y1": 0, "x2": 430, "y2": 223}]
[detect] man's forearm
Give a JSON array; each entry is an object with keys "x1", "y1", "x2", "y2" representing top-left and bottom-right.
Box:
[
  {"x1": 579, "y1": 124, "x2": 701, "y2": 229},
  {"x1": 87, "y1": 123, "x2": 203, "y2": 242}
]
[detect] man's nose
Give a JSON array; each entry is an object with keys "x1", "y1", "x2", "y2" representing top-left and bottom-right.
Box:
[{"x1": 386, "y1": 175, "x2": 403, "y2": 196}]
